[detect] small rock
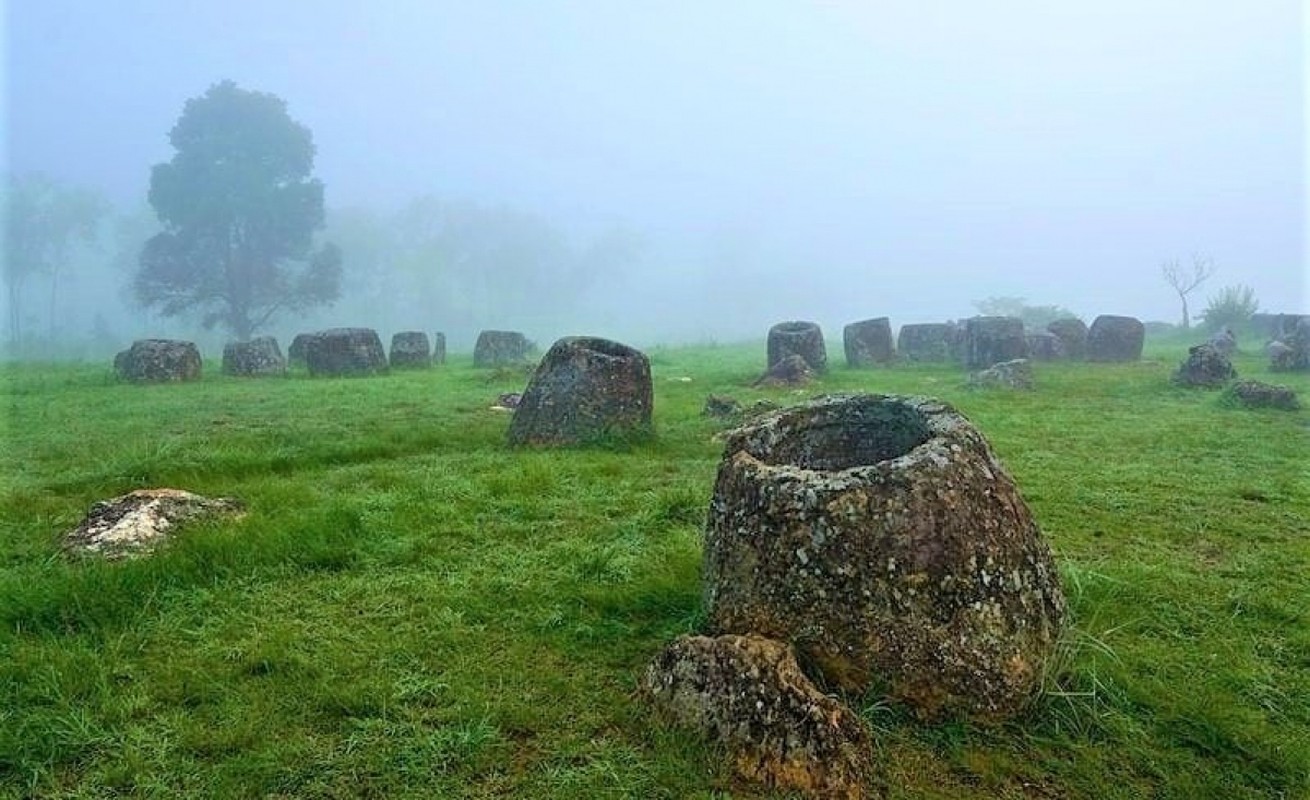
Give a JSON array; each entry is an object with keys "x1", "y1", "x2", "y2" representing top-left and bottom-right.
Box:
[
  {"x1": 767, "y1": 321, "x2": 827, "y2": 373},
  {"x1": 1223, "y1": 380, "x2": 1300, "y2": 410},
  {"x1": 641, "y1": 634, "x2": 874, "y2": 800},
  {"x1": 754, "y1": 354, "x2": 814, "y2": 388},
  {"x1": 1172, "y1": 343, "x2": 1236, "y2": 388},
  {"x1": 968, "y1": 358, "x2": 1034, "y2": 390},
  {"x1": 63, "y1": 488, "x2": 245, "y2": 559},
  {"x1": 703, "y1": 394, "x2": 743, "y2": 418}
]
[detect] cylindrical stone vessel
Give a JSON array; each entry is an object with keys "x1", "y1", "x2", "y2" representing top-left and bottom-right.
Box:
[
  {"x1": 897, "y1": 323, "x2": 953, "y2": 362},
  {"x1": 304, "y1": 328, "x2": 388, "y2": 377},
  {"x1": 288, "y1": 332, "x2": 315, "y2": 365},
  {"x1": 1086, "y1": 315, "x2": 1144, "y2": 362},
  {"x1": 964, "y1": 316, "x2": 1027, "y2": 369},
  {"x1": 474, "y1": 330, "x2": 532, "y2": 367},
  {"x1": 507, "y1": 336, "x2": 653, "y2": 447},
  {"x1": 1046, "y1": 318, "x2": 1088, "y2": 361},
  {"x1": 432, "y1": 332, "x2": 447, "y2": 365},
  {"x1": 767, "y1": 321, "x2": 826, "y2": 373},
  {"x1": 843, "y1": 317, "x2": 895, "y2": 367},
  {"x1": 389, "y1": 331, "x2": 431, "y2": 368},
  {"x1": 222, "y1": 336, "x2": 286, "y2": 377},
  {"x1": 704, "y1": 394, "x2": 1066, "y2": 722},
  {"x1": 114, "y1": 339, "x2": 202, "y2": 383}
]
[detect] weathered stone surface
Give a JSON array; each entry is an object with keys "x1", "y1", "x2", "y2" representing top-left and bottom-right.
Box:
[
  {"x1": 304, "y1": 328, "x2": 388, "y2": 377},
  {"x1": 1208, "y1": 327, "x2": 1237, "y2": 357},
  {"x1": 843, "y1": 317, "x2": 894, "y2": 367},
  {"x1": 288, "y1": 333, "x2": 314, "y2": 364},
  {"x1": 1250, "y1": 313, "x2": 1279, "y2": 338},
  {"x1": 1173, "y1": 343, "x2": 1235, "y2": 388},
  {"x1": 1271, "y1": 313, "x2": 1310, "y2": 342},
  {"x1": 389, "y1": 331, "x2": 431, "y2": 368},
  {"x1": 754, "y1": 354, "x2": 814, "y2": 388},
  {"x1": 968, "y1": 358, "x2": 1034, "y2": 390},
  {"x1": 474, "y1": 330, "x2": 533, "y2": 367},
  {"x1": 963, "y1": 316, "x2": 1027, "y2": 369},
  {"x1": 63, "y1": 488, "x2": 245, "y2": 559},
  {"x1": 896, "y1": 323, "x2": 954, "y2": 362},
  {"x1": 221, "y1": 336, "x2": 286, "y2": 377},
  {"x1": 507, "y1": 336, "x2": 653, "y2": 447},
  {"x1": 432, "y1": 332, "x2": 447, "y2": 365},
  {"x1": 1086, "y1": 315, "x2": 1144, "y2": 362},
  {"x1": 114, "y1": 339, "x2": 202, "y2": 383},
  {"x1": 1223, "y1": 380, "x2": 1300, "y2": 411},
  {"x1": 1268, "y1": 317, "x2": 1310, "y2": 372},
  {"x1": 641, "y1": 634, "x2": 874, "y2": 800},
  {"x1": 1025, "y1": 331, "x2": 1066, "y2": 362},
  {"x1": 1046, "y1": 318, "x2": 1088, "y2": 360},
  {"x1": 767, "y1": 321, "x2": 827, "y2": 373},
  {"x1": 704, "y1": 394, "x2": 744, "y2": 418},
  {"x1": 704, "y1": 394, "x2": 1066, "y2": 722}
]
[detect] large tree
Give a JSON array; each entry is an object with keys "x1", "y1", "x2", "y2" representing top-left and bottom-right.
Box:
[
  {"x1": 2, "y1": 173, "x2": 107, "y2": 347},
  {"x1": 135, "y1": 80, "x2": 340, "y2": 341}
]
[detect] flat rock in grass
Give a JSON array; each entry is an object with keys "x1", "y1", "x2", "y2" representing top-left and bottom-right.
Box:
[
  {"x1": 703, "y1": 394, "x2": 743, "y2": 418},
  {"x1": 767, "y1": 321, "x2": 827, "y2": 373},
  {"x1": 507, "y1": 336, "x2": 653, "y2": 447},
  {"x1": 1223, "y1": 380, "x2": 1300, "y2": 410},
  {"x1": 640, "y1": 633, "x2": 874, "y2": 800},
  {"x1": 305, "y1": 328, "x2": 388, "y2": 377},
  {"x1": 754, "y1": 354, "x2": 814, "y2": 388},
  {"x1": 704, "y1": 394, "x2": 1066, "y2": 722},
  {"x1": 1087, "y1": 315, "x2": 1145, "y2": 362},
  {"x1": 114, "y1": 339, "x2": 202, "y2": 383},
  {"x1": 968, "y1": 358, "x2": 1034, "y2": 390},
  {"x1": 221, "y1": 336, "x2": 286, "y2": 377},
  {"x1": 63, "y1": 488, "x2": 245, "y2": 559},
  {"x1": 1173, "y1": 343, "x2": 1236, "y2": 388}
]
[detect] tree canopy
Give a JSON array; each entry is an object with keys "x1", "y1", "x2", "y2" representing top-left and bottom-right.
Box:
[{"x1": 135, "y1": 80, "x2": 340, "y2": 341}]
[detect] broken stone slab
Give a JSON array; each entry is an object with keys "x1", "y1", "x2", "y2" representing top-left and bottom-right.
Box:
[
  {"x1": 704, "y1": 394, "x2": 1066, "y2": 722},
  {"x1": 968, "y1": 358, "x2": 1034, "y2": 390},
  {"x1": 1172, "y1": 343, "x2": 1236, "y2": 388},
  {"x1": 754, "y1": 354, "x2": 814, "y2": 388},
  {"x1": 640, "y1": 633, "x2": 875, "y2": 800},
  {"x1": 1223, "y1": 380, "x2": 1300, "y2": 411},
  {"x1": 63, "y1": 488, "x2": 245, "y2": 559}
]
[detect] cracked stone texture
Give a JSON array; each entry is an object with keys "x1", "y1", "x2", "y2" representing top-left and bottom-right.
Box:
[
  {"x1": 641, "y1": 633, "x2": 874, "y2": 800},
  {"x1": 1025, "y1": 331, "x2": 1066, "y2": 362},
  {"x1": 1224, "y1": 380, "x2": 1300, "y2": 410},
  {"x1": 767, "y1": 321, "x2": 827, "y2": 373},
  {"x1": 754, "y1": 354, "x2": 815, "y2": 388},
  {"x1": 1087, "y1": 315, "x2": 1144, "y2": 362},
  {"x1": 63, "y1": 489, "x2": 245, "y2": 559},
  {"x1": 304, "y1": 328, "x2": 388, "y2": 377},
  {"x1": 1173, "y1": 343, "x2": 1236, "y2": 388},
  {"x1": 507, "y1": 336, "x2": 652, "y2": 447},
  {"x1": 474, "y1": 330, "x2": 533, "y2": 367},
  {"x1": 843, "y1": 317, "x2": 895, "y2": 367},
  {"x1": 969, "y1": 358, "x2": 1034, "y2": 390},
  {"x1": 222, "y1": 336, "x2": 286, "y2": 377},
  {"x1": 704, "y1": 394, "x2": 1066, "y2": 722},
  {"x1": 114, "y1": 339, "x2": 202, "y2": 383}
]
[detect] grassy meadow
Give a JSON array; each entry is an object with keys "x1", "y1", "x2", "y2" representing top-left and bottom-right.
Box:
[{"x1": 1, "y1": 337, "x2": 1307, "y2": 799}]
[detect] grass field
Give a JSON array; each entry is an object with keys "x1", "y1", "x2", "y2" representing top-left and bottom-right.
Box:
[{"x1": 1, "y1": 339, "x2": 1307, "y2": 799}]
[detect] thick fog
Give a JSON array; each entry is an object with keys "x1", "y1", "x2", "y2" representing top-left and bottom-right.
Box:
[{"x1": 4, "y1": 2, "x2": 1306, "y2": 356}]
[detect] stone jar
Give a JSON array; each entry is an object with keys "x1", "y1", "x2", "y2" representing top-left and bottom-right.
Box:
[
  {"x1": 767, "y1": 321, "x2": 827, "y2": 373},
  {"x1": 704, "y1": 394, "x2": 1066, "y2": 722}
]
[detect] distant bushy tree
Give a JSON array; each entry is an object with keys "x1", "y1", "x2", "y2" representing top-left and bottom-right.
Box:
[
  {"x1": 972, "y1": 296, "x2": 1079, "y2": 329},
  {"x1": 135, "y1": 80, "x2": 340, "y2": 341},
  {"x1": 1198, "y1": 284, "x2": 1259, "y2": 333},
  {"x1": 2, "y1": 173, "x2": 107, "y2": 346}
]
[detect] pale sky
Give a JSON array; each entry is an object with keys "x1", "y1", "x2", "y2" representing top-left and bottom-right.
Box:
[{"x1": 5, "y1": 1, "x2": 1307, "y2": 340}]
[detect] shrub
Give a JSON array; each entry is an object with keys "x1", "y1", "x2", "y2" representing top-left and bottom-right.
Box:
[{"x1": 1198, "y1": 285, "x2": 1258, "y2": 332}]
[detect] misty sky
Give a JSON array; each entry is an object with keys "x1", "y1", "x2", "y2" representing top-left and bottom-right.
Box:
[{"x1": 4, "y1": 1, "x2": 1307, "y2": 340}]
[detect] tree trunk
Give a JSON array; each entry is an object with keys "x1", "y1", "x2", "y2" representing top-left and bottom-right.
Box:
[{"x1": 1181, "y1": 297, "x2": 1190, "y2": 330}]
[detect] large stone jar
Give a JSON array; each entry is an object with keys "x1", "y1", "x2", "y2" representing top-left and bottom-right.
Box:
[
  {"x1": 767, "y1": 321, "x2": 827, "y2": 373},
  {"x1": 507, "y1": 336, "x2": 653, "y2": 447},
  {"x1": 704, "y1": 394, "x2": 1066, "y2": 722}
]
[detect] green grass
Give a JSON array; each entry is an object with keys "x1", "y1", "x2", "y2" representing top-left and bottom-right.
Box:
[{"x1": 2, "y1": 341, "x2": 1307, "y2": 798}]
